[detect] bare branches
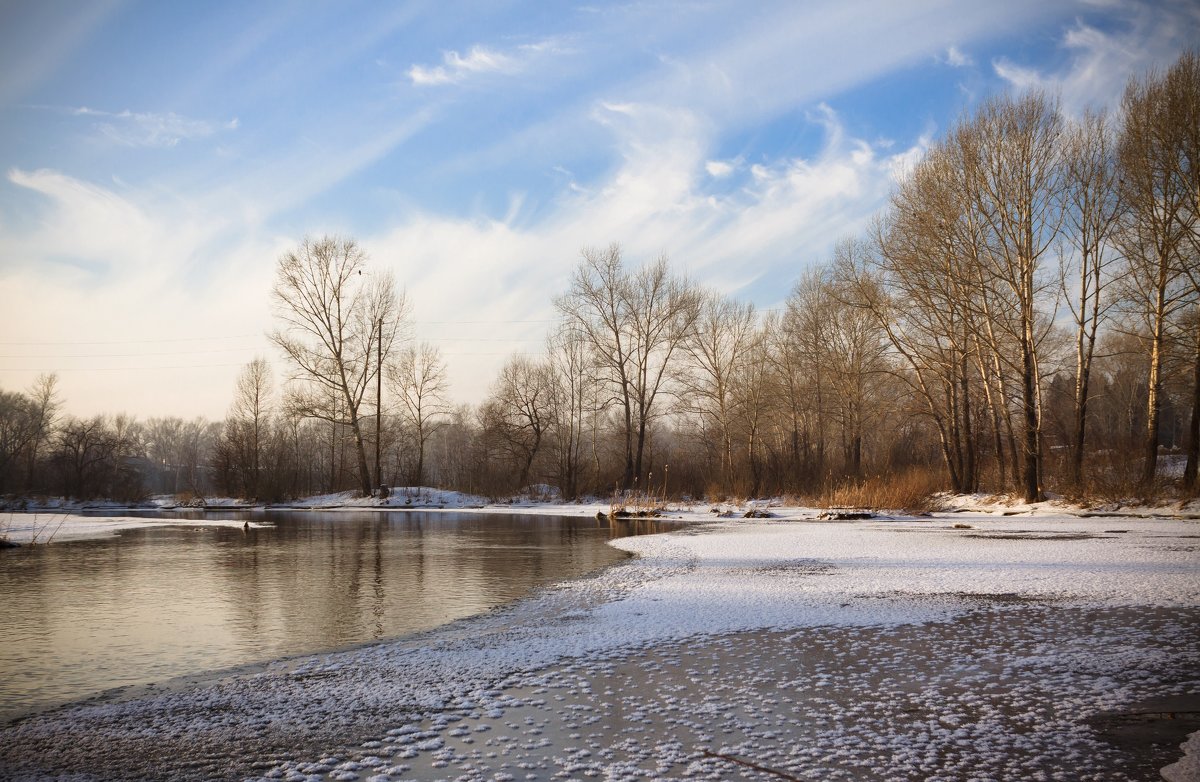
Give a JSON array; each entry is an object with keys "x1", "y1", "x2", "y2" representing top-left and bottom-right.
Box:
[
  {"x1": 555, "y1": 244, "x2": 700, "y2": 490},
  {"x1": 269, "y1": 235, "x2": 409, "y2": 496},
  {"x1": 389, "y1": 341, "x2": 449, "y2": 486}
]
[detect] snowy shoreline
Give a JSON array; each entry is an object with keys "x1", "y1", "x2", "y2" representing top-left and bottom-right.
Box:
[
  {"x1": 1, "y1": 509, "x2": 1198, "y2": 780},
  {"x1": 5, "y1": 488, "x2": 1200, "y2": 548}
]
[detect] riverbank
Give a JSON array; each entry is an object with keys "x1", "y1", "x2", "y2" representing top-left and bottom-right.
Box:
[
  {"x1": 6, "y1": 489, "x2": 1200, "y2": 548},
  {"x1": 1, "y1": 512, "x2": 1197, "y2": 780}
]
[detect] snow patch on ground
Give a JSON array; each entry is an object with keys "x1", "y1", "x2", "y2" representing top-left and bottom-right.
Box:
[
  {"x1": 274, "y1": 488, "x2": 489, "y2": 509},
  {"x1": 0, "y1": 512, "x2": 270, "y2": 544},
  {"x1": 1163, "y1": 729, "x2": 1200, "y2": 782}
]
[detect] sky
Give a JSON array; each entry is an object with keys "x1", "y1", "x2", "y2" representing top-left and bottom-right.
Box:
[{"x1": 0, "y1": 0, "x2": 1197, "y2": 420}]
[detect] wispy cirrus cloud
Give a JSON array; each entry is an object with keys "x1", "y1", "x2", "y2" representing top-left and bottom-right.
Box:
[
  {"x1": 943, "y1": 45, "x2": 973, "y2": 68},
  {"x1": 993, "y1": 1, "x2": 1200, "y2": 115},
  {"x1": 73, "y1": 107, "x2": 239, "y2": 148},
  {"x1": 407, "y1": 39, "x2": 567, "y2": 86},
  {"x1": 409, "y1": 46, "x2": 516, "y2": 86}
]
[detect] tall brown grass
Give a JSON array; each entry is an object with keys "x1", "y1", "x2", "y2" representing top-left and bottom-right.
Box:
[{"x1": 795, "y1": 467, "x2": 948, "y2": 514}]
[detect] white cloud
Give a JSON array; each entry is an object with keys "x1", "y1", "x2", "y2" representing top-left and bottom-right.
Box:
[
  {"x1": 73, "y1": 107, "x2": 238, "y2": 148},
  {"x1": 992, "y1": 4, "x2": 1200, "y2": 116},
  {"x1": 945, "y1": 45, "x2": 973, "y2": 67},
  {"x1": 704, "y1": 159, "x2": 735, "y2": 178},
  {"x1": 992, "y1": 57, "x2": 1043, "y2": 90},
  {"x1": 0, "y1": 169, "x2": 284, "y2": 419},
  {"x1": 408, "y1": 39, "x2": 566, "y2": 87},
  {"x1": 1, "y1": 97, "x2": 922, "y2": 415},
  {"x1": 409, "y1": 46, "x2": 515, "y2": 86},
  {"x1": 360, "y1": 102, "x2": 919, "y2": 401}
]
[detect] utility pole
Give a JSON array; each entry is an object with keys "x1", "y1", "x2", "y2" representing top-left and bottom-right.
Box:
[{"x1": 375, "y1": 316, "x2": 383, "y2": 493}]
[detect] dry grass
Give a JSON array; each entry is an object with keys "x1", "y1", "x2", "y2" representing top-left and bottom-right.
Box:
[{"x1": 808, "y1": 467, "x2": 949, "y2": 514}]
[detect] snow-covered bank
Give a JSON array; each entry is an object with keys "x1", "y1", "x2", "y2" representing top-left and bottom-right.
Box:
[
  {"x1": 0, "y1": 512, "x2": 271, "y2": 544},
  {"x1": 1163, "y1": 729, "x2": 1200, "y2": 782},
  {"x1": 1, "y1": 512, "x2": 1196, "y2": 780}
]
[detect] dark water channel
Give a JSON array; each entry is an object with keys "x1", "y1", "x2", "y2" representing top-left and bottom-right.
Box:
[{"x1": 0, "y1": 510, "x2": 667, "y2": 722}]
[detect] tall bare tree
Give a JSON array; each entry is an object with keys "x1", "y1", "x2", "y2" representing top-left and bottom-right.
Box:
[
  {"x1": 963, "y1": 91, "x2": 1065, "y2": 501},
  {"x1": 1118, "y1": 62, "x2": 1195, "y2": 487},
  {"x1": 852, "y1": 157, "x2": 983, "y2": 495},
  {"x1": 270, "y1": 236, "x2": 407, "y2": 496},
  {"x1": 226, "y1": 357, "x2": 273, "y2": 500},
  {"x1": 23, "y1": 373, "x2": 61, "y2": 492},
  {"x1": 1160, "y1": 52, "x2": 1200, "y2": 489},
  {"x1": 555, "y1": 244, "x2": 700, "y2": 490},
  {"x1": 390, "y1": 341, "x2": 449, "y2": 487},
  {"x1": 546, "y1": 322, "x2": 593, "y2": 499},
  {"x1": 825, "y1": 243, "x2": 891, "y2": 480},
  {"x1": 1061, "y1": 109, "x2": 1123, "y2": 486},
  {"x1": 679, "y1": 290, "x2": 757, "y2": 494}
]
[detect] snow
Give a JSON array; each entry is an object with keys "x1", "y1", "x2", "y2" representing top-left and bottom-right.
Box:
[
  {"x1": 282, "y1": 488, "x2": 489, "y2": 509},
  {"x1": 0, "y1": 506, "x2": 1196, "y2": 780},
  {"x1": 0, "y1": 512, "x2": 270, "y2": 544},
  {"x1": 1163, "y1": 730, "x2": 1200, "y2": 782}
]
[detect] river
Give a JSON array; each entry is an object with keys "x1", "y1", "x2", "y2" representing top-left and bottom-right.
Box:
[{"x1": 0, "y1": 509, "x2": 666, "y2": 722}]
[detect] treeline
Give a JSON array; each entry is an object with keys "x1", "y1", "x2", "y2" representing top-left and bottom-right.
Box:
[{"x1": 1, "y1": 53, "x2": 1197, "y2": 505}]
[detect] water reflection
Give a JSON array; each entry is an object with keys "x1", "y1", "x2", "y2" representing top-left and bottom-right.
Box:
[{"x1": 0, "y1": 511, "x2": 670, "y2": 722}]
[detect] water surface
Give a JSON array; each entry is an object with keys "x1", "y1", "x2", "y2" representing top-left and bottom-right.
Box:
[{"x1": 0, "y1": 510, "x2": 666, "y2": 722}]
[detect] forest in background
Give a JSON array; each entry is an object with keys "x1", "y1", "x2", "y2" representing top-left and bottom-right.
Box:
[{"x1": 1, "y1": 53, "x2": 1197, "y2": 508}]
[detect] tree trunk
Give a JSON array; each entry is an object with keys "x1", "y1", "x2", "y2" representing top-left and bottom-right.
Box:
[
  {"x1": 1021, "y1": 334, "x2": 1042, "y2": 503},
  {"x1": 634, "y1": 416, "x2": 647, "y2": 492},
  {"x1": 1143, "y1": 299, "x2": 1167, "y2": 488},
  {"x1": 349, "y1": 416, "x2": 372, "y2": 497},
  {"x1": 1183, "y1": 324, "x2": 1200, "y2": 489},
  {"x1": 934, "y1": 414, "x2": 963, "y2": 493},
  {"x1": 622, "y1": 399, "x2": 635, "y2": 491},
  {"x1": 960, "y1": 349, "x2": 976, "y2": 492},
  {"x1": 976, "y1": 356, "x2": 1006, "y2": 489}
]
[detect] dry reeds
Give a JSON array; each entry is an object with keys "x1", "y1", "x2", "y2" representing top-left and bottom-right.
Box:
[{"x1": 804, "y1": 467, "x2": 948, "y2": 514}]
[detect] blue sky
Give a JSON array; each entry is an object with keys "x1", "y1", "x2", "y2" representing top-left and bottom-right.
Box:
[{"x1": 1, "y1": 0, "x2": 1196, "y2": 418}]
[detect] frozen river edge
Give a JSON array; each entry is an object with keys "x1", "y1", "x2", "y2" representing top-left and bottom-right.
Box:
[{"x1": 1, "y1": 508, "x2": 1198, "y2": 781}]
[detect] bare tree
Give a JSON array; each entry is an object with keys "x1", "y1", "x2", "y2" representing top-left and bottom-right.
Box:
[
  {"x1": 778, "y1": 273, "x2": 832, "y2": 485},
  {"x1": 556, "y1": 244, "x2": 700, "y2": 491},
  {"x1": 1061, "y1": 109, "x2": 1123, "y2": 486},
  {"x1": 732, "y1": 324, "x2": 771, "y2": 495},
  {"x1": 825, "y1": 243, "x2": 891, "y2": 480},
  {"x1": 270, "y1": 236, "x2": 407, "y2": 496},
  {"x1": 963, "y1": 91, "x2": 1065, "y2": 501},
  {"x1": 0, "y1": 389, "x2": 37, "y2": 493},
  {"x1": 852, "y1": 166, "x2": 982, "y2": 494},
  {"x1": 224, "y1": 357, "x2": 273, "y2": 500},
  {"x1": 390, "y1": 341, "x2": 449, "y2": 487},
  {"x1": 24, "y1": 373, "x2": 61, "y2": 492},
  {"x1": 679, "y1": 291, "x2": 757, "y2": 493},
  {"x1": 52, "y1": 416, "x2": 118, "y2": 500},
  {"x1": 1118, "y1": 61, "x2": 1195, "y2": 487},
  {"x1": 546, "y1": 322, "x2": 594, "y2": 499},
  {"x1": 481, "y1": 355, "x2": 555, "y2": 490},
  {"x1": 1160, "y1": 52, "x2": 1200, "y2": 489}
]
